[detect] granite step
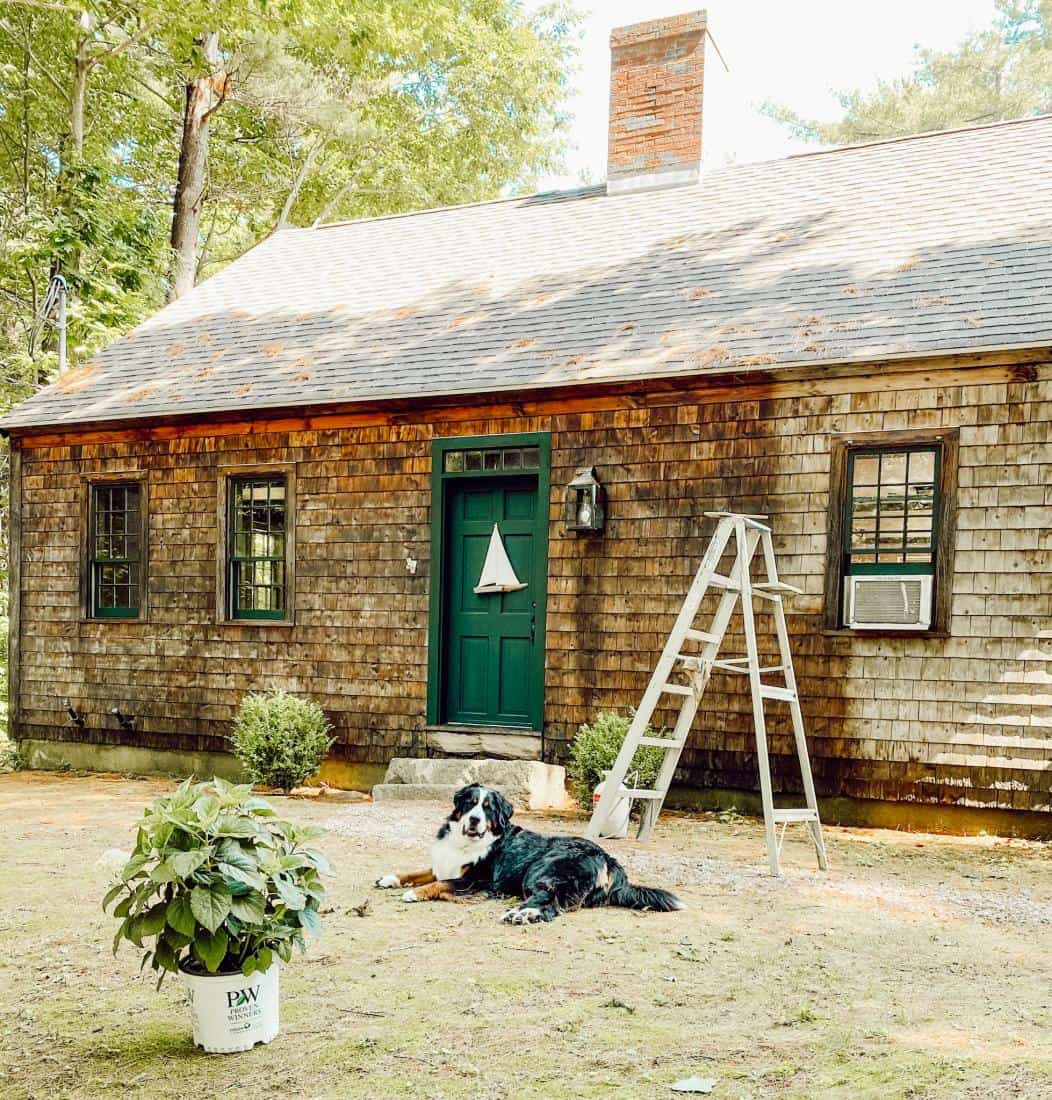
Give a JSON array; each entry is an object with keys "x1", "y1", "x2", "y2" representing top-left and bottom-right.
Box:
[
  {"x1": 371, "y1": 783, "x2": 460, "y2": 803},
  {"x1": 374, "y1": 757, "x2": 569, "y2": 810}
]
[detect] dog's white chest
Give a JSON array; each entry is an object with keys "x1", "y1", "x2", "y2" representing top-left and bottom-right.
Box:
[{"x1": 431, "y1": 830, "x2": 493, "y2": 880}]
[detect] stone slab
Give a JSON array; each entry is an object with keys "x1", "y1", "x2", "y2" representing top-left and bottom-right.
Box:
[{"x1": 377, "y1": 757, "x2": 570, "y2": 811}]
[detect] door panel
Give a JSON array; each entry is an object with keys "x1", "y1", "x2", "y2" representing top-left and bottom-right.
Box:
[{"x1": 444, "y1": 478, "x2": 539, "y2": 727}]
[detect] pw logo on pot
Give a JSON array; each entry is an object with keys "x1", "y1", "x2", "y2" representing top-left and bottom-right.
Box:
[{"x1": 227, "y1": 986, "x2": 262, "y2": 1009}]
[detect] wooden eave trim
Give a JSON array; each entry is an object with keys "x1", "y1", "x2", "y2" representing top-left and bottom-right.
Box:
[{"x1": 9, "y1": 348, "x2": 1045, "y2": 450}]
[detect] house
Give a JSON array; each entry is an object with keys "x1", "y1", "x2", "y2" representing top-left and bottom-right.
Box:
[{"x1": 3, "y1": 11, "x2": 1050, "y2": 834}]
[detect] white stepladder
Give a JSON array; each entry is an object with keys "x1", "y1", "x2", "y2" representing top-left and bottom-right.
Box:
[{"x1": 586, "y1": 512, "x2": 828, "y2": 877}]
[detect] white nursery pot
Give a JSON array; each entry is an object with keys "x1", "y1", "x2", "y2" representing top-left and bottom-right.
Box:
[
  {"x1": 592, "y1": 771, "x2": 631, "y2": 839},
  {"x1": 182, "y1": 961, "x2": 280, "y2": 1053}
]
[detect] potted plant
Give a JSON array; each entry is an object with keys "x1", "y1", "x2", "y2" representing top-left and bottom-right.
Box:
[
  {"x1": 566, "y1": 710, "x2": 666, "y2": 830},
  {"x1": 104, "y1": 776, "x2": 330, "y2": 1053}
]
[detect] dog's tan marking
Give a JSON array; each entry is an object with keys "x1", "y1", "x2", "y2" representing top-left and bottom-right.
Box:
[
  {"x1": 397, "y1": 868, "x2": 437, "y2": 887},
  {"x1": 410, "y1": 880, "x2": 459, "y2": 901},
  {"x1": 596, "y1": 864, "x2": 610, "y2": 891}
]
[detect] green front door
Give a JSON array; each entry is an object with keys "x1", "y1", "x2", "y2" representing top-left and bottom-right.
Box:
[{"x1": 444, "y1": 478, "x2": 540, "y2": 727}]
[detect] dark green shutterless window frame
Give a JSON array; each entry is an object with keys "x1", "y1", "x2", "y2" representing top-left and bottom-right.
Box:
[
  {"x1": 426, "y1": 432, "x2": 552, "y2": 729},
  {"x1": 844, "y1": 445, "x2": 940, "y2": 576},
  {"x1": 823, "y1": 428, "x2": 959, "y2": 634},
  {"x1": 227, "y1": 474, "x2": 288, "y2": 620},
  {"x1": 88, "y1": 480, "x2": 146, "y2": 619}
]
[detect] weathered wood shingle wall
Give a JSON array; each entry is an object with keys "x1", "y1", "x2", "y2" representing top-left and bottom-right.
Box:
[{"x1": 12, "y1": 360, "x2": 1051, "y2": 812}]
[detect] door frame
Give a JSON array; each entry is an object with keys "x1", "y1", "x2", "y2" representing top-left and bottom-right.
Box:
[{"x1": 426, "y1": 431, "x2": 551, "y2": 731}]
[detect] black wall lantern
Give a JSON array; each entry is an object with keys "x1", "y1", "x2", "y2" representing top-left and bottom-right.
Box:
[{"x1": 563, "y1": 466, "x2": 606, "y2": 533}]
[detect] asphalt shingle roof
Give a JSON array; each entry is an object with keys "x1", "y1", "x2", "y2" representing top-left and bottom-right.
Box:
[{"x1": 4, "y1": 115, "x2": 1052, "y2": 431}]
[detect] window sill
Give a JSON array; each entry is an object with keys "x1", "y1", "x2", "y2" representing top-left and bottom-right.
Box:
[
  {"x1": 217, "y1": 618, "x2": 296, "y2": 628},
  {"x1": 81, "y1": 616, "x2": 147, "y2": 625},
  {"x1": 821, "y1": 628, "x2": 950, "y2": 640}
]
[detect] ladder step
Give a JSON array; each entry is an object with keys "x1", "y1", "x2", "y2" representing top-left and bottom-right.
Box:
[
  {"x1": 772, "y1": 809, "x2": 819, "y2": 823},
  {"x1": 753, "y1": 581, "x2": 803, "y2": 595},
  {"x1": 684, "y1": 628, "x2": 718, "y2": 645},
  {"x1": 637, "y1": 736, "x2": 686, "y2": 749},
  {"x1": 661, "y1": 682, "x2": 694, "y2": 697},
  {"x1": 623, "y1": 789, "x2": 665, "y2": 800},
  {"x1": 713, "y1": 660, "x2": 785, "y2": 675},
  {"x1": 759, "y1": 685, "x2": 797, "y2": 703},
  {"x1": 709, "y1": 573, "x2": 740, "y2": 591}
]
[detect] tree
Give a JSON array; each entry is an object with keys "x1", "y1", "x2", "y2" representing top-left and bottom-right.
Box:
[{"x1": 763, "y1": 0, "x2": 1052, "y2": 144}]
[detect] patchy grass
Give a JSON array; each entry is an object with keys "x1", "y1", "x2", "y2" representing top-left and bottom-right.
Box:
[{"x1": 0, "y1": 772, "x2": 1050, "y2": 1099}]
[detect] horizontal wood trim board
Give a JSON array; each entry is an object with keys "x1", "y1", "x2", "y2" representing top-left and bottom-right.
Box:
[{"x1": 13, "y1": 358, "x2": 1045, "y2": 449}]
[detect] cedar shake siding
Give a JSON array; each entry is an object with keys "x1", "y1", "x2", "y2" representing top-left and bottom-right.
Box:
[{"x1": 10, "y1": 357, "x2": 1050, "y2": 814}]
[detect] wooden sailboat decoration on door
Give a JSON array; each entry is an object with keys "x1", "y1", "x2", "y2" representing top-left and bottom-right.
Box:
[{"x1": 474, "y1": 524, "x2": 528, "y2": 595}]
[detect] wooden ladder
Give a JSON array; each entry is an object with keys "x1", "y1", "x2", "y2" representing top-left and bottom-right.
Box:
[{"x1": 586, "y1": 512, "x2": 828, "y2": 877}]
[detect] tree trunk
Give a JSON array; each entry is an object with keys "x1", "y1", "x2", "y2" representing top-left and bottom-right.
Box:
[
  {"x1": 169, "y1": 31, "x2": 222, "y2": 302},
  {"x1": 70, "y1": 49, "x2": 89, "y2": 158}
]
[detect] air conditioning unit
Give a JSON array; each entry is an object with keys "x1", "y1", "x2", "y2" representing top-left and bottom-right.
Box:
[{"x1": 845, "y1": 573, "x2": 933, "y2": 630}]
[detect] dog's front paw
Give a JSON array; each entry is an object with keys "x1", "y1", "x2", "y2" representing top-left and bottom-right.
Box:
[
  {"x1": 375, "y1": 874, "x2": 401, "y2": 889},
  {"x1": 402, "y1": 889, "x2": 419, "y2": 903},
  {"x1": 502, "y1": 906, "x2": 542, "y2": 925}
]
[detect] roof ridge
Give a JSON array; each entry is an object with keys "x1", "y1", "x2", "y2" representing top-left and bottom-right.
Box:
[
  {"x1": 782, "y1": 112, "x2": 1052, "y2": 162},
  {"x1": 305, "y1": 182, "x2": 606, "y2": 232},
  {"x1": 292, "y1": 114, "x2": 1052, "y2": 234}
]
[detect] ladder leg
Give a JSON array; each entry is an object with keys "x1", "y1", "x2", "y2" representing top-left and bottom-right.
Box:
[
  {"x1": 771, "y1": 593, "x2": 828, "y2": 870},
  {"x1": 636, "y1": 691, "x2": 700, "y2": 840},
  {"x1": 738, "y1": 523, "x2": 780, "y2": 876}
]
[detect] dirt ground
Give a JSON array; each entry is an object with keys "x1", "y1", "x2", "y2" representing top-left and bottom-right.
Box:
[{"x1": 0, "y1": 772, "x2": 1049, "y2": 1099}]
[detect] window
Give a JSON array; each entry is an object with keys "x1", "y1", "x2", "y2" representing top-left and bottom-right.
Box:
[
  {"x1": 89, "y1": 482, "x2": 143, "y2": 618},
  {"x1": 845, "y1": 447, "x2": 939, "y2": 573},
  {"x1": 824, "y1": 430, "x2": 958, "y2": 633},
  {"x1": 443, "y1": 445, "x2": 540, "y2": 473},
  {"x1": 227, "y1": 475, "x2": 287, "y2": 620}
]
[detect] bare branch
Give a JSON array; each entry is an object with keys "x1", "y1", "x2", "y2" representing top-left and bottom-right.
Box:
[{"x1": 275, "y1": 140, "x2": 324, "y2": 230}]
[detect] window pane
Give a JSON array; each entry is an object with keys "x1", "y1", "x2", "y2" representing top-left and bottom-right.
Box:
[
  {"x1": 880, "y1": 452, "x2": 907, "y2": 485},
  {"x1": 465, "y1": 450, "x2": 482, "y2": 471},
  {"x1": 909, "y1": 450, "x2": 935, "y2": 482},
  {"x1": 444, "y1": 450, "x2": 465, "y2": 472},
  {"x1": 503, "y1": 449, "x2": 522, "y2": 469},
  {"x1": 852, "y1": 455, "x2": 879, "y2": 487},
  {"x1": 521, "y1": 447, "x2": 540, "y2": 469},
  {"x1": 851, "y1": 517, "x2": 877, "y2": 551}
]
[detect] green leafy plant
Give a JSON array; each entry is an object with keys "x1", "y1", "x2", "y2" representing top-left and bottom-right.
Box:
[
  {"x1": 104, "y1": 777, "x2": 330, "y2": 986},
  {"x1": 230, "y1": 689, "x2": 333, "y2": 793},
  {"x1": 566, "y1": 710, "x2": 666, "y2": 808}
]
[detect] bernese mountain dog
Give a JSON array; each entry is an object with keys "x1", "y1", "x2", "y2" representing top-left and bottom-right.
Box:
[{"x1": 375, "y1": 784, "x2": 683, "y2": 923}]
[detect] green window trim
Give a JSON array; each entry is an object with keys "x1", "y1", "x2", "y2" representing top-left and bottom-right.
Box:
[
  {"x1": 90, "y1": 482, "x2": 143, "y2": 619},
  {"x1": 227, "y1": 475, "x2": 288, "y2": 621},
  {"x1": 843, "y1": 445, "x2": 940, "y2": 576}
]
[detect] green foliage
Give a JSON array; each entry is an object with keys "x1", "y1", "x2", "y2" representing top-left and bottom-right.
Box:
[
  {"x1": 566, "y1": 710, "x2": 665, "y2": 808},
  {"x1": 104, "y1": 777, "x2": 331, "y2": 985},
  {"x1": 0, "y1": 736, "x2": 27, "y2": 772},
  {"x1": 231, "y1": 689, "x2": 333, "y2": 793},
  {"x1": 763, "y1": 0, "x2": 1052, "y2": 144}
]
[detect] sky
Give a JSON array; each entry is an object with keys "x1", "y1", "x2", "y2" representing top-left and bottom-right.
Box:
[{"x1": 534, "y1": 0, "x2": 1002, "y2": 190}]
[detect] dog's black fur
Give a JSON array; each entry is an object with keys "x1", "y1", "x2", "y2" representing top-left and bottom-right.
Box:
[{"x1": 440, "y1": 784, "x2": 683, "y2": 923}]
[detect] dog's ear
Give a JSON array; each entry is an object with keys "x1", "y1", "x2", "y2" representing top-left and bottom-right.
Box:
[
  {"x1": 489, "y1": 790, "x2": 514, "y2": 833},
  {"x1": 450, "y1": 785, "x2": 475, "y2": 818}
]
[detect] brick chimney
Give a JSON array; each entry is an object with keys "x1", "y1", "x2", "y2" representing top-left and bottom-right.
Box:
[{"x1": 607, "y1": 10, "x2": 707, "y2": 196}]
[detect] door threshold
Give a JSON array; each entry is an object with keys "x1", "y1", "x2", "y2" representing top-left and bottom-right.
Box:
[{"x1": 425, "y1": 725, "x2": 542, "y2": 760}]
